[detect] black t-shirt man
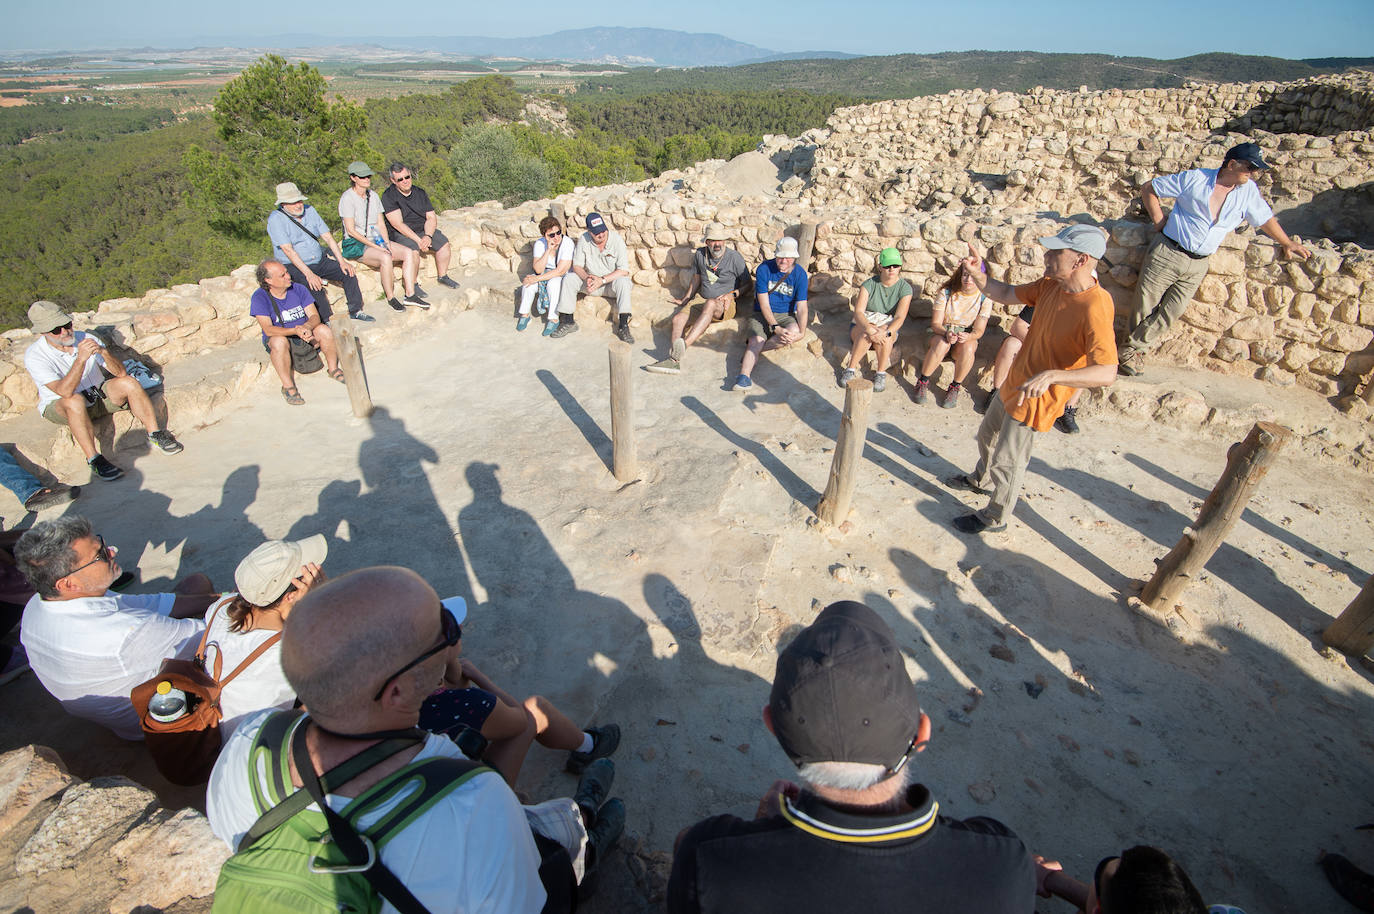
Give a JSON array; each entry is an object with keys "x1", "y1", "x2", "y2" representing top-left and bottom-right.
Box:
[{"x1": 381, "y1": 183, "x2": 435, "y2": 238}]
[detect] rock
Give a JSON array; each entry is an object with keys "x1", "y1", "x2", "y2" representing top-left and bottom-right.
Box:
[
  {"x1": 108, "y1": 808, "x2": 230, "y2": 913},
  {"x1": 967, "y1": 781, "x2": 997, "y2": 804},
  {"x1": 989, "y1": 644, "x2": 1016, "y2": 663},
  {"x1": 0, "y1": 745, "x2": 76, "y2": 836},
  {"x1": 16, "y1": 777, "x2": 157, "y2": 876}
]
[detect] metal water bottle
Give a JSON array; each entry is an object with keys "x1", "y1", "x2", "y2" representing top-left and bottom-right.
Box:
[{"x1": 147, "y1": 680, "x2": 188, "y2": 722}]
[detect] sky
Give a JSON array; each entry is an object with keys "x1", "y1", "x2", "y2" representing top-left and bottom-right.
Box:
[{"x1": 6, "y1": 0, "x2": 1373, "y2": 59}]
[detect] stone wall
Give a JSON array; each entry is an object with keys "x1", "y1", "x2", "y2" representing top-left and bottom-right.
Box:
[{"x1": 1, "y1": 71, "x2": 1370, "y2": 421}]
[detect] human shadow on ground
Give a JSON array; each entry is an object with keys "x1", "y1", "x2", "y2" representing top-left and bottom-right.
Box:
[
  {"x1": 164, "y1": 465, "x2": 266, "y2": 586},
  {"x1": 535, "y1": 369, "x2": 612, "y2": 473},
  {"x1": 680, "y1": 395, "x2": 817, "y2": 506},
  {"x1": 1122, "y1": 451, "x2": 1369, "y2": 587}
]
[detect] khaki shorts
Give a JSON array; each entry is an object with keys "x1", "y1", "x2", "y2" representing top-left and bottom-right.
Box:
[
  {"x1": 692, "y1": 295, "x2": 736, "y2": 324},
  {"x1": 747, "y1": 312, "x2": 798, "y2": 340},
  {"x1": 41, "y1": 382, "x2": 125, "y2": 426}
]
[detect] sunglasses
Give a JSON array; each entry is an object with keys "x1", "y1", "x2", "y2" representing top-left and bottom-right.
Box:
[
  {"x1": 65, "y1": 534, "x2": 114, "y2": 579},
  {"x1": 372, "y1": 605, "x2": 462, "y2": 701},
  {"x1": 546, "y1": 229, "x2": 562, "y2": 237},
  {"x1": 1094, "y1": 855, "x2": 1119, "y2": 899},
  {"x1": 881, "y1": 264, "x2": 901, "y2": 270},
  {"x1": 48, "y1": 323, "x2": 73, "y2": 334},
  {"x1": 393, "y1": 174, "x2": 413, "y2": 181}
]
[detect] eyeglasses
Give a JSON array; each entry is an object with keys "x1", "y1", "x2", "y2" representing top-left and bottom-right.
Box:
[
  {"x1": 65, "y1": 535, "x2": 114, "y2": 579},
  {"x1": 886, "y1": 728, "x2": 923, "y2": 776},
  {"x1": 372, "y1": 605, "x2": 462, "y2": 701},
  {"x1": 48, "y1": 323, "x2": 73, "y2": 334},
  {"x1": 1093, "y1": 855, "x2": 1119, "y2": 899}
]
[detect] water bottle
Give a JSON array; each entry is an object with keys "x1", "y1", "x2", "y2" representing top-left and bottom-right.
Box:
[
  {"x1": 368, "y1": 226, "x2": 385, "y2": 247},
  {"x1": 148, "y1": 680, "x2": 189, "y2": 723}
]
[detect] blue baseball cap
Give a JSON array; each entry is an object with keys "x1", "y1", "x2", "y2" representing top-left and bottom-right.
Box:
[
  {"x1": 1224, "y1": 141, "x2": 1270, "y2": 170},
  {"x1": 586, "y1": 212, "x2": 608, "y2": 234}
]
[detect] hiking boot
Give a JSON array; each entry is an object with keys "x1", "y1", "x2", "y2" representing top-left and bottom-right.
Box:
[
  {"x1": 976, "y1": 387, "x2": 997, "y2": 415},
  {"x1": 941, "y1": 383, "x2": 962, "y2": 409},
  {"x1": 542, "y1": 320, "x2": 559, "y2": 337},
  {"x1": 437, "y1": 275, "x2": 460, "y2": 289},
  {"x1": 89, "y1": 454, "x2": 124, "y2": 481},
  {"x1": 1118, "y1": 349, "x2": 1144, "y2": 377},
  {"x1": 566, "y1": 724, "x2": 620, "y2": 774},
  {"x1": 645, "y1": 358, "x2": 681, "y2": 374},
  {"x1": 23, "y1": 484, "x2": 77, "y2": 511},
  {"x1": 573, "y1": 757, "x2": 615, "y2": 821},
  {"x1": 734, "y1": 374, "x2": 753, "y2": 390},
  {"x1": 945, "y1": 473, "x2": 989, "y2": 495},
  {"x1": 150, "y1": 430, "x2": 184, "y2": 455},
  {"x1": 838, "y1": 368, "x2": 856, "y2": 388},
  {"x1": 873, "y1": 371, "x2": 887, "y2": 393},
  {"x1": 516, "y1": 316, "x2": 531, "y2": 332},
  {"x1": 403, "y1": 293, "x2": 430, "y2": 310},
  {"x1": 350, "y1": 311, "x2": 376, "y2": 322},
  {"x1": 670, "y1": 338, "x2": 686, "y2": 361},
  {"x1": 579, "y1": 797, "x2": 626, "y2": 899},
  {"x1": 614, "y1": 324, "x2": 635, "y2": 344},
  {"x1": 387, "y1": 297, "x2": 405, "y2": 312},
  {"x1": 913, "y1": 377, "x2": 930, "y2": 405},
  {"x1": 550, "y1": 322, "x2": 579, "y2": 339},
  {"x1": 952, "y1": 513, "x2": 1005, "y2": 535},
  {"x1": 1054, "y1": 406, "x2": 1080, "y2": 434}
]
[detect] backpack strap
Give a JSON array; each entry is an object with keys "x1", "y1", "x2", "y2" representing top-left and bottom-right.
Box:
[
  {"x1": 218, "y1": 631, "x2": 282, "y2": 689},
  {"x1": 279, "y1": 205, "x2": 322, "y2": 241}
]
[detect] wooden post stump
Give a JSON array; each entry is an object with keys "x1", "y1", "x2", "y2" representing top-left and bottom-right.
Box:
[
  {"x1": 1323, "y1": 576, "x2": 1374, "y2": 657},
  {"x1": 336, "y1": 326, "x2": 374, "y2": 419},
  {"x1": 816, "y1": 378, "x2": 873, "y2": 525},
  {"x1": 608, "y1": 342, "x2": 637, "y2": 482},
  {"x1": 1140, "y1": 421, "x2": 1291, "y2": 611},
  {"x1": 797, "y1": 220, "x2": 820, "y2": 270},
  {"x1": 551, "y1": 202, "x2": 566, "y2": 228}
]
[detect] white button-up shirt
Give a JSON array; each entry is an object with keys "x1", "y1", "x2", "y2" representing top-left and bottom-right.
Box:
[
  {"x1": 20, "y1": 591, "x2": 204, "y2": 740},
  {"x1": 1153, "y1": 168, "x2": 1274, "y2": 256}
]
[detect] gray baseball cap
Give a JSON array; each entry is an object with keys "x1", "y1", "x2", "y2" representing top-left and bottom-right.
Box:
[{"x1": 1039, "y1": 224, "x2": 1107, "y2": 259}]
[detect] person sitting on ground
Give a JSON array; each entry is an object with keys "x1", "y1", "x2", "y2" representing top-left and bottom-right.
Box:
[
  {"x1": 339, "y1": 161, "x2": 426, "y2": 313},
  {"x1": 667, "y1": 599, "x2": 1035, "y2": 914},
  {"x1": 267, "y1": 181, "x2": 372, "y2": 323},
  {"x1": 418, "y1": 594, "x2": 620, "y2": 787},
  {"x1": 839, "y1": 247, "x2": 911, "y2": 393},
  {"x1": 914, "y1": 260, "x2": 991, "y2": 410},
  {"x1": 207, "y1": 566, "x2": 625, "y2": 911},
  {"x1": 250, "y1": 260, "x2": 342, "y2": 406},
  {"x1": 517, "y1": 215, "x2": 575, "y2": 334},
  {"x1": 980, "y1": 306, "x2": 1085, "y2": 433},
  {"x1": 381, "y1": 162, "x2": 461, "y2": 292},
  {"x1": 551, "y1": 212, "x2": 635, "y2": 343},
  {"x1": 648, "y1": 223, "x2": 750, "y2": 374},
  {"x1": 15, "y1": 515, "x2": 216, "y2": 739},
  {"x1": 1034, "y1": 844, "x2": 1238, "y2": 914},
  {"x1": 24, "y1": 300, "x2": 183, "y2": 482},
  {"x1": 735, "y1": 236, "x2": 809, "y2": 391},
  {"x1": 0, "y1": 445, "x2": 77, "y2": 513},
  {"x1": 200, "y1": 534, "x2": 329, "y2": 741}
]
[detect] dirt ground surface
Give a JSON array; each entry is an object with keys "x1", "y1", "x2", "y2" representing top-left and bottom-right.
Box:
[{"x1": 1, "y1": 287, "x2": 1370, "y2": 912}]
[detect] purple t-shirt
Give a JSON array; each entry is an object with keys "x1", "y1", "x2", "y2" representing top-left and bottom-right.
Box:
[{"x1": 249, "y1": 283, "x2": 315, "y2": 341}]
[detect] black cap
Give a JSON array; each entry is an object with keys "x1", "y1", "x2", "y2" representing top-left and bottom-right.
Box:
[
  {"x1": 1223, "y1": 142, "x2": 1269, "y2": 170},
  {"x1": 769, "y1": 601, "x2": 922, "y2": 768}
]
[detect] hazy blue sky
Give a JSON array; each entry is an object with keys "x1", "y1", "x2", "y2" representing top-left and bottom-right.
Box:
[{"x1": 7, "y1": 0, "x2": 1373, "y2": 58}]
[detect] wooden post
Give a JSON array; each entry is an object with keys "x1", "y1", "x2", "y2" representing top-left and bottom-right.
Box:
[
  {"x1": 1323, "y1": 576, "x2": 1374, "y2": 657},
  {"x1": 797, "y1": 220, "x2": 820, "y2": 270},
  {"x1": 336, "y1": 326, "x2": 374, "y2": 419},
  {"x1": 816, "y1": 379, "x2": 873, "y2": 525},
  {"x1": 1140, "y1": 421, "x2": 1292, "y2": 610},
  {"x1": 608, "y1": 342, "x2": 637, "y2": 482},
  {"x1": 551, "y1": 202, "x2": 566, "y2": 227}
]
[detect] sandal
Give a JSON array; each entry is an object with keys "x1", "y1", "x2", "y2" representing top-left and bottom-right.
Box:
[
  {"x1": 281, "y1": 386, "x2": 305, "y2": 406},
  {"x1": 328, "y1": 367, "x2": 346, "y2": 383}
]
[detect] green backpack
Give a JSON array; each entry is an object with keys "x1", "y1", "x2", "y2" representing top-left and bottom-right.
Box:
[{"x1": 211, "y1": 709, "x2": 489, "y2": 914}]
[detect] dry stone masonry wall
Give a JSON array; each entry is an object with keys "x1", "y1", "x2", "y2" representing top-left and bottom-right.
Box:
[{"x1": 1, "y1": 72, "x2": 1370, "y2": 421}]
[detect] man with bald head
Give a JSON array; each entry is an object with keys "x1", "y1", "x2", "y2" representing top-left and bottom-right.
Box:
[{"x1": 207, "y1": 566, "x2": 550, "y2": 911}]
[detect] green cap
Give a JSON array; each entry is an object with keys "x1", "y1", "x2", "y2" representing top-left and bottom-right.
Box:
[
  {"x1": 348, "y1": 161, "x2": 373, "y2": 177},
  {"x1": 878, "y1": 248, "x2": 902, "y2": 267}
]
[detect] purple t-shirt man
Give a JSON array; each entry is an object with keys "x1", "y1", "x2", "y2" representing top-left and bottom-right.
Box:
[{"x1": 249, "y1": 283, "x2": 315, "y2": 342}]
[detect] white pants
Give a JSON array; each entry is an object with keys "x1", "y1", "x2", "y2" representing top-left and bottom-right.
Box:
[{"x1": 518, "y1": 274, "x2": 566, "y2": 317}]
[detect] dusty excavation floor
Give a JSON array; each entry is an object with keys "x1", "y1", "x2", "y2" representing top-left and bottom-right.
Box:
[{"x1": 2, "y1": 300, "x2": 1370, "y2": 913}]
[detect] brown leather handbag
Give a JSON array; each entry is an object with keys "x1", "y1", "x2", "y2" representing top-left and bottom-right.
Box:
[{"x1": 130, "y1": 599, "x2": 282, "y2": 786}]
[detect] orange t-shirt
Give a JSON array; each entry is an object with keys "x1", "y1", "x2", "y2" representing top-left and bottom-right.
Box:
[{"x1": 1002, "y1": 277, "x2": 1117, "y2": 432}]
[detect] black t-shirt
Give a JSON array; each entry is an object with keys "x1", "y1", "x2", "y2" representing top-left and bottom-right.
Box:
[
  {"x1": 381, "y1": 184, "x2": 435, "y2": 236},
  {"x1": 667, "y1": 785, "x2": 1035, "y2": 914}
]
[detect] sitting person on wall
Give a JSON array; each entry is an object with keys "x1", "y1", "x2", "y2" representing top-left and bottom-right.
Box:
[
  {"x1": 838, "y1": 247, "x2": 912, "y2": 393},
  {"x1": 735, "y1": 236, "x2": 809, "y2": 391},
  {"x1": 517, "y1": 215, "x2": 574, "y2": 334},
  {"x1": 647, "y1": 222, "x2": 750, "y2": 374},
  {"x1": 417, "y1": 594, "x2": 621, "y2": 788},
  {"x1": 339, "y1": 161, "x2": 426, "y2": 313},
  {"x1": 24, "y1": 300, "x2": 183, "y2": 483},
  {"x1": 250, "y1": 260, "x2": 342, "y2": 406},
  {"x1": 913, "y1": 260, "x2": 991, "y2": 410},
  {"x1": 382, "y1": 162, "x2": 461, "y2": 292},
  {"x1": 550, "y1": 212, "x2": 635, "y2": 343},
  {"x1": 980, "y1": 305, "x2": 1085, "y2": 433},
  {"x1": 0, "y1": 446, "x2": 77, "y2": 513},
  {"x1": 15, "y1": 515, "x2": 217, "y2": 739},
  {"x1": 200, "y1": 535, "x2": 329, "y2": 740},
  {"x1": 267, "y1": 181, "x2": 372, "y2": 323}
]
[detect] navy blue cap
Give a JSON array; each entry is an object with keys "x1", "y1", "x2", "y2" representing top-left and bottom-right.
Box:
[
  {"x1": 1224, "y1": 142, "x2": 1269, "y2": 170},
  {"x1": 586, "y1": 212, "x2": 608, "y2": 234}
]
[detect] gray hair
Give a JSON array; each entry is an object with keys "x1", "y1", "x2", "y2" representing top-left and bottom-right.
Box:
[
  {"x1": 15, "y1": 515, "x2": 93, "y2": 599},
  {"x1": 797, "y1": 760, "x2": 913, "y2": 793},
  {"x1": 388, "y1": 162, "x2": 409, "y2": 177}
]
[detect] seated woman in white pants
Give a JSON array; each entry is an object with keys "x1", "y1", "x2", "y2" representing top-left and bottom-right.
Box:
[{"x1": 518, "y1": 215, "x2": 575, "y2": 334}]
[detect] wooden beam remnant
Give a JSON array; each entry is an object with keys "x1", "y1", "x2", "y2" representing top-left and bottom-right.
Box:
[
  {"x1": 336, "y1": 326, "x2": 374, "y2": 419},
  {"x1": 816, "y1": 378, "x2": 873, "y2": 526},
  {"x1": 1323, "y1": 576, "x2": 1374, "y2": 658},
  {"x1": 608, "y1": 342, "x2": 637, "y2": 482}
]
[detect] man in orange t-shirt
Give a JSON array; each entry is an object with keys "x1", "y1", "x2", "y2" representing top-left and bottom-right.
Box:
[{"x1": 946, "y1": 226, "x2": 1118, "y2": 535}]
